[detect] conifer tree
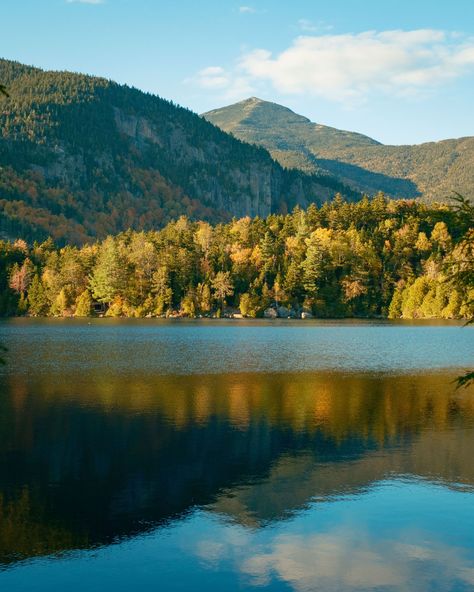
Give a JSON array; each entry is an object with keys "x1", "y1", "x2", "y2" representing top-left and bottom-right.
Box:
[
  {"x1": 90, "y1": 237, "x2": 125, "y2": 305},
  {"x1": 28, "y1": 275, "x2": 50, "y2": 316},
  {"x1": 75, "y1": 289, "x2": 93, "y2": 317}
]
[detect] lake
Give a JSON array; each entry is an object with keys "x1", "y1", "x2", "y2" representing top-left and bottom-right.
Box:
[{"x1": 0, "y1": 319, "x2": 473, "y2": 591}]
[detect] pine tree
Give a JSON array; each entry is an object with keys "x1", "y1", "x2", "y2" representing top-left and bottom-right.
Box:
[
  {"x1": 260, "y1": 231, "x2": 275, "y2": 281},
  {"x1": 388, "y1": 286, "x2": 403, "y2": 318},
  {"x1": 75, "y1": 289, "x2": 93, "y2": 317},
  {"x1": 302, "y1": 239, "x2": 324, "y2": 297},
  {"x1": 27, "y1": 275, "x2": 50, "y2": 316},
  {"x1": 90, "y1": 237, "x2": 125, "y2": 304},
  {"x1": 152, "y1": 266, "x2": 173, "y2": 315},
  {"x1": 197, "y1": 282, "x2": 212, "y2": 314},
  {"x1": 51, "y1": 288, "x2": 69, "y2": 316},
  {"x1": 284, "y1": 260, "x2": 303, "y2": 301},
  {"x1": 181, "y1": 288, "x2": 197, "y2": 317}
]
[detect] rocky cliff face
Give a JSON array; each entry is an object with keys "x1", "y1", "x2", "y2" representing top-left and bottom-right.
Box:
[
  {"x1": 113, "y1": 105, "x2": 280, "y2": 217},
  {"x1": 0, "y1": 59, "x2": 359, "y2": 242}
]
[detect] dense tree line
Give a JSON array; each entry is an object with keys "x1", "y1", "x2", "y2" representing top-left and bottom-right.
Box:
[{"x1": 1, "y1": 195, "x2": 472, "y2": 319}]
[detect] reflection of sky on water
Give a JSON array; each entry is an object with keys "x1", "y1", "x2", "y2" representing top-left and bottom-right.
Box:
[
  {"x1": 192, "y1": 479, "x2": 474, "y2": 592},
  {"x1": 0, "y1": 320, "x2": 473, "y2": 591},
  {"x1": 2, "y1": 479, "x2": 474, "y2": 592}
]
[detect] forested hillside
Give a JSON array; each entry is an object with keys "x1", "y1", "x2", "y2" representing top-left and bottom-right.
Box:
[
  {"x1": 203, "y1": 97, "x2": 474, "y2": 201},
  {"x1": 0, "y1": 59, "x2": 358, "y2": 244},
  {"x1": 2, "y1": 196, "x2": 472, "y2": 320}
]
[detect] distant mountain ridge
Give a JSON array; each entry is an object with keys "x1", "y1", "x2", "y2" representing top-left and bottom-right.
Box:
[
  {"x1": 0, "y1": 59, "x2": 359, "y2": 244},
  {"x1": 205, "y1": 97, "x2": 380, "y2": 152},
  {"x1": 203, "y1": 97, "x2": 474, "y2": 201}
]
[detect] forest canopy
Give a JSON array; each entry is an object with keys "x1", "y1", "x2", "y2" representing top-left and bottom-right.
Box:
[{"x1": 1, "y1": 195, "x2": 473, "y2": 320}]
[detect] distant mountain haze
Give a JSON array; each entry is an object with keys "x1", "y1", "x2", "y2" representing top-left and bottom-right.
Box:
[
  {"x1": 203, "y1": 97, "x2": 474, "y2": 202},
  {"x1": 0, "y1": 59, "x2": 359, "y2": 244}
]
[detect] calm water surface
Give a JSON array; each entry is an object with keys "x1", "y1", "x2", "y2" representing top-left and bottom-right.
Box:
[{"x1": 0, "y1": 319, "x2": 473, "y2": 591}]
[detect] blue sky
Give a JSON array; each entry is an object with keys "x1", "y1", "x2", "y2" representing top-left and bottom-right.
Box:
[{"x1": 3, "y1": 0, "x2": 474, "y2": 144}]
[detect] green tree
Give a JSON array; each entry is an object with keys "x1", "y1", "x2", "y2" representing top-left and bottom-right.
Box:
[
  {"x1": 388, "y1": 285, "x2": 403, "y2": 318},
  {"x1": 260, "y1": 231, "x2": 276, "y2": 281},
  {"x1": 197, "y1": 282, "x2": 212, "y2": 314},
  {"x1": 75, "y1": 289, "x2": 93, "y2": 317},
  {"x1": 51, "y1": 288, "x2": 70, "y2": 316},
  {"x1": 90, "y1": 237, "x2": 126, "y2": 305},
  {"x1": 27, "y1": 275, "x2": 50, "y2": 316},
  {"x1": 152, "y1": 266, "x2": 173, "y2": 315},
  {"x1": 302, "y1": 235, "x2": 325, "y2": 298},
  {"x1": 181, "y1": 288, "x2": 197, "y2": 317},
  {"x1": 284, "y1": 259, "x2": 304, "y2": 302},
  {"x1": 239, "y1": 293, "x2": 262, "y2": 318},
  {"x1": 448, "y1": 195, "x2": 474, "y2": 386}
]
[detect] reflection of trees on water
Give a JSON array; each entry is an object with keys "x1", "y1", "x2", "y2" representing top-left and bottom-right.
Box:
[
  {"x1": 0, "y1": 371, "x2": 473, "y2": 564},
  {"x1": 0, "y1": 489, "x2": 85, "y2": 565}
]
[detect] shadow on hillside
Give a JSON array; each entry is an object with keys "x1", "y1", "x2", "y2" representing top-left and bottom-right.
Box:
[{"x1": 315, "y1": 158, "x2": 421, "y2": 198}]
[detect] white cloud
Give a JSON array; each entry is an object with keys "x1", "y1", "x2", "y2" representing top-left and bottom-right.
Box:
[
  {"x1": 238, "y1": 5, "x2": 268, "y2": 16},
  {"x1": 187, "y1": 66, "x2": 256, "y2": 100},
  {"x1": 194, "y1": 66, "x2": 230, "y2": 89},
  {"x1": 191, "y1": 29, "x2": 474, "y2": 104},
  {"x1": 240, "y1": 533, "x2": 404, "y2": 591},
  {"x1": 188, "y1": 525, "x2": 474, "y2": 592}
]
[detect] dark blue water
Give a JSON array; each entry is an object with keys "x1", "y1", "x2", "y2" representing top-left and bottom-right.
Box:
[{"x1": 0, "y1": 319, "x2": 473, "y2": 591}]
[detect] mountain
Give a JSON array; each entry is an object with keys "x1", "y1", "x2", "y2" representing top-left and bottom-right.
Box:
[
  {"x1": 0, "y1": 60, "x2": 359, "y2": 244},
  {"x1": 203, "y1": 97, "x2": 474, "y2": 201}
]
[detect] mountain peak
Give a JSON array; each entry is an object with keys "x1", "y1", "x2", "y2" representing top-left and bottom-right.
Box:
[
  {"x1": 202, "y1": 97, "x2": 311, "y2": 132},
  {"x1": 202, "y1": 98, "x2": 382, "y2": 148},
  {"x1": 201, "y1": 97, "x2": 474, "y2": 202},
  {"x1": 243, "y1": 96, "x2": 264, "y2": 103}
]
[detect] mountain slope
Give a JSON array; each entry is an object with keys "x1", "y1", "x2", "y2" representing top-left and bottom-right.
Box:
[
  {"x1": 203, "y1": 97, "x2": 474, "y2": 201},
  {"x1": 0, "y1": 60, "x2": 359, "y2": 244},
  {"x1": 205, "y1": 96, "x2": 380, "y2": 154}
]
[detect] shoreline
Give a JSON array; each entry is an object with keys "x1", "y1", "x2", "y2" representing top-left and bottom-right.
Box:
[{"x1": 0, "y1": 316, "x2": 469, "y2": 326}]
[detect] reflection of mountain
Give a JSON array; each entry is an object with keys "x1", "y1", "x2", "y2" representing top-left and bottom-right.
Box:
[
  {"x1": 211, "y1": 427, "x2": 474, "y2": 527},
  {"x1": 0, "y1": 371, "x2": 473, "y2": 564}
]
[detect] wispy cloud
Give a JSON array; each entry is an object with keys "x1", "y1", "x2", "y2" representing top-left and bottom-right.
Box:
[
  {"x1": 239, "y1": 6, "x2": 256, "y2": 14},
  {"x1": 193, "y1": 67, "x2": 230, "y2": 90},
  {"x1": 187, "y1": 66, "x2": 255, "y2": 101},
  {"x1": 191, "y1": 29, "x2": 474, "y2": 104},
  {"x1": 297, "y1": 19, "x2": 333, "y2": 33}
]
